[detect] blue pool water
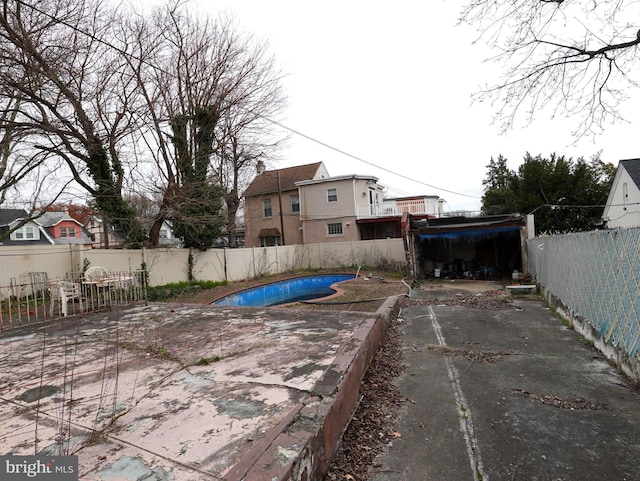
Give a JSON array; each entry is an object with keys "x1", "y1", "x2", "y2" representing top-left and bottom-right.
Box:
[{"x1": 212, "y1": 274, "x2": 355, "y2": 307}]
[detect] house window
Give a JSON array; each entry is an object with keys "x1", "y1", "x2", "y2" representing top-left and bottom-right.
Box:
[
  {"x1": 60, "y1": 226, "x2": 76, "y2": 238},
  {"x1": 260, "y1": 235, "x2": 280, "y2": 247},
  {"x1": 290, "y1": 194, "x2": 300, "y2": 213},
  {"x1": 12, "y1": 225, "x2": 35, "y2": 240},
  {"x1": 327, "y1": 222, "x2": 343, "y2": 236},
  {"x1": 159, "y1": 229, "x2": 168, "y2": 239},
  {"x1": 263, "y1": 199, "x2": 272, "y2": 218},
  {"x1": 327, "y1": 188, "x2": 338, "y2": 202}
]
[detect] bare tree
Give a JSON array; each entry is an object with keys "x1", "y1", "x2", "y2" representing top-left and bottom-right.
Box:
[
  {"x1": 0, "y1": 0, "x2": 146, "y2": 245},
  {"x1": 460, "y1": 0, "x2": 640, "y2": 138},
  {"x1": 212, "y1": 53, "x2": 287, "y2": 248},
  {"x1": 123, "y1": 3, "x2": 285, "y2": 248}
]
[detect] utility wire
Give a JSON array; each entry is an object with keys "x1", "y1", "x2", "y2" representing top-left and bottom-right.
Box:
[{"x1": 14, "y1": 0, "x2": 480, "y2": 201}]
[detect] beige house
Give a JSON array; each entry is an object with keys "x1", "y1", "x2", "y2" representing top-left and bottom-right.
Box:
[
  {"x1": 243, "y1": 162, "x2": 329, "y2": 247},
  {"x1": 295, "y1": 174, "x2": 387, "y2": 243},
  {"x1": 244, "y1": 161, "x2": 444, "y2": 247},
  {"x1": 85, "y1": 215, "x2": 126, "y2": 249}
]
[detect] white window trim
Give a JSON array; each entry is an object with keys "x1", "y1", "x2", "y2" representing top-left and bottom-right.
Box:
[
  {"x1": 327, "y1": 222, "x2": 343, "y2": 236},
  {"x1": 290, "y1": 194, "x2": 300, "y2": 213},
  {"x1": 263, "y1": 198, "x2": 273, "y2": 218}
]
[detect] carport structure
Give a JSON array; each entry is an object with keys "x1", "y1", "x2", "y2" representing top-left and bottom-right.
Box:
[{"x1": 411, "y1": 214, "x2": 529, "y2": 279}]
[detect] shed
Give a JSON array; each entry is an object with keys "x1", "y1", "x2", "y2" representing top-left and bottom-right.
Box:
[{"x1": 411, "y1": 214, "x2": 528, "y2": 279}]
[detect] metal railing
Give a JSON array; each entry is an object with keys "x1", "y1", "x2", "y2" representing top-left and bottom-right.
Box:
[{"x1": 0, "y1": 269, "x2": 147, "y2": 329}]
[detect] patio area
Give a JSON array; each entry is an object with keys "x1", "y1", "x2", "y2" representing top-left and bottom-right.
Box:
[
  {"x1": 0, "y1": 268, "x2": 146, "y2": 329},
  {"x1": 0, "y1": 297, "x2": 398, "y2": 480}
]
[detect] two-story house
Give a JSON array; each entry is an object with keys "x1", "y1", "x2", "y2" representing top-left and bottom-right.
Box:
[
  {"x1": 602, "y1": 158, "x2": 640, "y2": 228},
  {"x1": 295, "y1": 178, "x2": 442, "y2": 244},
  {"x1": 296, "y1": 174, "x2": 388, "y2": 243},
  {"x1": 243, "y1": 161, "x2": 330, "y2": 247}
]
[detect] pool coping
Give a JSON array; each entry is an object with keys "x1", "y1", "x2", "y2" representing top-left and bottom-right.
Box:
[{"x1": 224, "y1": 293, "x2": 403, "y2": 480}]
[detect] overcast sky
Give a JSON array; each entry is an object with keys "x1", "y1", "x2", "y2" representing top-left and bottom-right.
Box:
[{"x1": 196, "y1": 1, "x2": 639, "y2": 212}]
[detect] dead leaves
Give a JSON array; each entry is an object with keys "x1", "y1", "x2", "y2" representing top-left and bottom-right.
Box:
[
  {"x1": 325, "y1": 318, "x2": 406, "y2": 481},
  {"x1": 509, "y1": 388, "x2": 609, "y2": 410}
]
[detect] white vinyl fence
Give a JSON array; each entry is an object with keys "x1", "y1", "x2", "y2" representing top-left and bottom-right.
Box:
[
  {"x1": 0, "y1": 239, "x2": 406, "y2": 328},
  {"x1": 0, "y1": 238, "x2": 405, "y2": 289}
]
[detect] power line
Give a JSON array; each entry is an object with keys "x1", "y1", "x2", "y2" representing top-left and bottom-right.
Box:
[
  {"x1": 265, "y1": 119, "x2": 481, "y2": 199},
  {"x1": 13, "y1": 0, "x2": 481, "y2": 201}
]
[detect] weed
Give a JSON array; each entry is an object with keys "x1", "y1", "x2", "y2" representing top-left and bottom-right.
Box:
[
  {"x1": 195, "y1": 356, "x2": 220, "y2": 365},
  {"x1": 146, "y1": 343, "x2": 170, "y2": 359},
  {"x1": 146, "y1": 280, "x2": 228, "y2": 302}
]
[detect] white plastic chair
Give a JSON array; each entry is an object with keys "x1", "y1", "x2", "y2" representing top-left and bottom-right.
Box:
[
  {"x1": 49, "y1": 280, "x2": 83, "y2": 317},
  {"x1": 84, "y1": 266, "x2": 108, "y2": 283}
]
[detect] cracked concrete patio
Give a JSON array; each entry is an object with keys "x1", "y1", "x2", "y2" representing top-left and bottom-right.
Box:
[{"x1": 0, "y1": 298, "x2": 399, "y2": 480}]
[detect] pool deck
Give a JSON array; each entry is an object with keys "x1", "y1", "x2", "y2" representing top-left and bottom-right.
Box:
[{"x1": 0, "y1": 297, "x2": 400, "y2": 480}]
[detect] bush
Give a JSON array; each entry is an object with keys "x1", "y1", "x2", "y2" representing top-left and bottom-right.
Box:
[{"x1": 146, "y1": 280, "x2": 227, "y2": 302}]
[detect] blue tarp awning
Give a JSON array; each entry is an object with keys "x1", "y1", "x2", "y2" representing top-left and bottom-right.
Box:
[{"x1": 417, "y1": 225, "x2": 521, "y2": 241}]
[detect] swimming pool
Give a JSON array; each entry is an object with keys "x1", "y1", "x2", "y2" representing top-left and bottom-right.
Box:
[{"x1": 211, "y1": 274, "x2": 355, "y2": 307}]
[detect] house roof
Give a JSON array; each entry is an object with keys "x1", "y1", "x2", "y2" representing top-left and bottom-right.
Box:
[
  {"x1": 0, "y1": 209, "x2": 28, "y2": 226},
  {"x1": 620, "y1": 158, "x2": 640, "y2": 188},
  {"x1": 295, "y1": 174, "x2": 380, "y2": 187},
  {"x1": 0, "y1": 209, "x2": 55, "y2": 246},
  {"x1": 411, "y1": 214, "x2": 525, "y2": 240},
  {"x1": 243, "y1": 162, "x2": 324, "y2": 197},
  {"x1": 38, "y1": 211, "x2": 84, "y2": 228}
]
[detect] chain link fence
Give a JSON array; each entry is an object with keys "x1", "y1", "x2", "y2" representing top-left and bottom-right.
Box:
[{"x1": 527, "y1": 228, "x2": 640, "y2": 369}]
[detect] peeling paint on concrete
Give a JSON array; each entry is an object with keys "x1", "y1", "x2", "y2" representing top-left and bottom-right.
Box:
[
  {"x1": 99, "y1": 456, "x2": 173, "y2": 480},
  {"x1": 0, "y1": 302, "x2": 386, "y2": 480},
  {"x1": 276, "y1": 445, "x2": 298, "y2": 461},
  {"x1": 213, "y1": 397, "x2": 267, "y2": 419},
  {"x1": 283, "y1": 361, "x2": 324, "y2": 382},
  {"x1": 16, "y1": 384, "x2": 59, "y2": 403}
]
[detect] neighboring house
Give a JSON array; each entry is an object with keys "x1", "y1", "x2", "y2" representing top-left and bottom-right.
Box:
[
  {"x1": 243, "y1": 161, "x2": 330, "y2": 247},
  {"x1": 296, "y1": 174, "x2": 388, "y2": 243},
  {"x1": 295, "y1": 178, "x2": 441, "y2": 244},
  {"x1": 85, "y1": 215, "x2": 127, "y2": 249},
  {"x1": 0, "y1": 209, "x2": 54, "y2": 246},
  {"x1": 243, "y1": 161, "x2": 446, "y2": 247},
  {"x1": 602, "y1": 158, "x2": 640, "y2": 229},
  {"x1": 142, "y1": 219, "x2": 181, "y2": 248},
  {"x1": 38, "y1": 211, "x2": 94, "y2": 247}
]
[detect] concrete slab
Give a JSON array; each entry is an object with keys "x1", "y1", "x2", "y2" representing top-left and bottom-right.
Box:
[
  {"x1": 0, "y1": 298, "x2": 400, "y2": 480},
  {"x1": 370, "y1": 290, "x2": 640, "y2": 481}
]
